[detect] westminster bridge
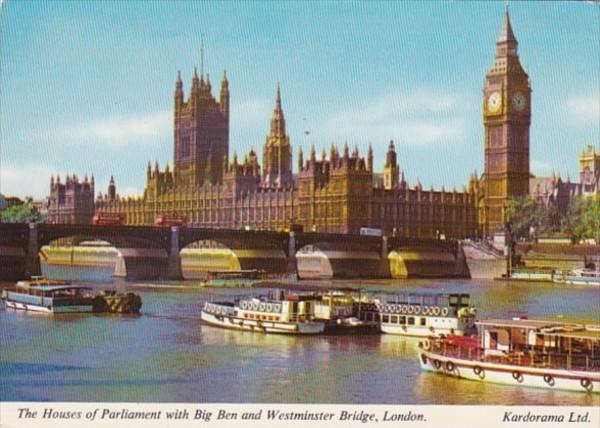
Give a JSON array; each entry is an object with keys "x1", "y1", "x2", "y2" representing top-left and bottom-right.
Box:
[{"x1": 0, "y1": 223, "x2": 468, "y2": 280}]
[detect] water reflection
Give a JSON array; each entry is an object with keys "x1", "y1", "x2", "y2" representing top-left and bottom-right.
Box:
[{"x1": 1, "y1": 278, "x2": 599, "y2": 404}]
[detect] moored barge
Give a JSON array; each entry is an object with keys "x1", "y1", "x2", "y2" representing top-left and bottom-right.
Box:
[
  {"x1": 1, "y1": 277, "x2": 142, "y2": 314},
  {"x1": 1, "y1": 278, "x2": 94, "y2": 313},
  {"x1": 418, "y1": 318, "x2": 600, "y2": 393}
]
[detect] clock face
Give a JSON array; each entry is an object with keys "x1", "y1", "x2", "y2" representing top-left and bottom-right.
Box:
[
  {"x1": 487, "y1": 91, "x2": 502, "y2": 113},
  {"x1": 512, "y1": 92, "x2": 527, "y2": 111}
]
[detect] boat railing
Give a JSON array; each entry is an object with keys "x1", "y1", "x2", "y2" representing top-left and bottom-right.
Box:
[{"x1": 428, "y1": 340, "x2": 600, "y2": 372}]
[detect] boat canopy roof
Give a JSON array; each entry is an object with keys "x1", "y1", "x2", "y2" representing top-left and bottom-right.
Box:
[
  {"x1": 16, "y1": 284, "x2": 91, "y2": 292},
  {"x1": 477, "y1": 318, "x2": 600, "y2": 340}
]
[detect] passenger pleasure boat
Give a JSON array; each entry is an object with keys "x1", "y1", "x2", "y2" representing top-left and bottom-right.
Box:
[
  {"x1": 201, "y1": 290, "x2": 325, "y2": 334},
  {"x1": 418, "y1": 318, "x2": 600, "y2": 394},
  {"x1": 1, "y1": 277, "x2": 94, "y2": 313},
  {"x1": 378, "y1": 293, "x2": 477, "y2": 337},
  {"x1": 553, "y1": 268, "x2": 600, "y2": 286}
]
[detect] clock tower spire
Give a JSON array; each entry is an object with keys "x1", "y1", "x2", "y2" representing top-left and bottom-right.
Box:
[{"x1": 482, "y1": 7, "x2": 531, "y2": 236}]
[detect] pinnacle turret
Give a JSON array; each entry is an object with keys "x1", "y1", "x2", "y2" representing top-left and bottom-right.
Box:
[
  {"x1": 270, "y1": 83, "x2": 286, "y2": 137},
  {"x1": 497, "y1": 6, "x2": 517, "y2": 45}
]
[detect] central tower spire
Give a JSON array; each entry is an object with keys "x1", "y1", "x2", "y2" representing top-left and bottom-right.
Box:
[
  {"x1": 270, "y1": 83, "x2": 286, "y2": 137},
  {"x1": 263, "y1": 84, "x2": 292, "y2": 189}
]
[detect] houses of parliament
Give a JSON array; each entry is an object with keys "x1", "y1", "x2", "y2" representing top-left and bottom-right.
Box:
[{"x1": 50, "y1": 10, "x2": 553, "y2": 238}]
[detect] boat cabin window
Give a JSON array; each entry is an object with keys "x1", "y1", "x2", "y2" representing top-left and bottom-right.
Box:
[
  {"x1": 391, "y1": 315, "x2": 398, "y2": 324},
  {"x1": 489, "y1": 332, "x2": 498, "y2": 349},
  {"x1": 382, "y1": 315, "x2": 389, "y2": 323},
  {"x1": 459, "y1": 294, "x2": 470, "y2": 307},
  {"x1": 420, "y1": 317, "x2": 427, "y2": 326},
  {"x1": 399, "y1": 316, "x2": 406, "y2": 325},
  {"x1": 437, "y1": 295, "x2": 449, "y2": 307},
  {"x1": 408, "y1": 317, "x2": 415, "y2": 326}
]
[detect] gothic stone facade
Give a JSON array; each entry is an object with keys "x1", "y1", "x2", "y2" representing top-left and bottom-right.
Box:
[
  {"x1": 48, "y1": 174, "x2": 95, "y2": 224},
  {"x1": 52, "y1": 11, "x2": 549, "y2": 239},
  {"x1": 90, "y1": 79, "x2": 479, "y2": 237}
]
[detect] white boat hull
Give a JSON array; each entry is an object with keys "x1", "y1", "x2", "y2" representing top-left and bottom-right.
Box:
[
  {"x1": 419, "y1": 350, "x2": 600, "y2": 394},
  {"x1": 5, "y1": 300, "x2": 93, "y2": 313},
  {"x1": 201, "y1": 311, "x2": 324, "y2": 335},
  {"x1": 381, "y1": 324, "x2": 466, "y2": 337}
]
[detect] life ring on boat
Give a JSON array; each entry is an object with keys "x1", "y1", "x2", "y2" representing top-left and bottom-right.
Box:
[
  {"x1": 266, "y1": 303, "x2": 273, "y2": 312},
  {"x1": 395, "y1": 305, "x2": 403, "y2": 314},
  {"x1": 431, "y1": 306, "x2": 441, "y2": 316},
  {"x1": 433, "y1": 359, "x2": 442, "y2": 370},
  {"x1": 580, "y1": 378, "x2": 592, "y2": 392},
  {"x1": 445, "y1": 361, "x2": 455, "y2": 372},
  {"x1": 543, "y1": 374, "x2": 555, "y2": 386},
  {"x1": 406, "y1": 305, "x2": 414, "y2": 314},
  {"x1": 274, "y1": 304, "x2": 281, "y2": 312},
  {"x1": 252, "y1": 303, "x2": 259, "y2": 311},
  {"x1": 259, "y1": 303, "x2": 266, "y2": 312},
  {"x1": 512, "y1": 371, "x2": 524, "y2": 383},
  {"x1": 414, "y1": 306, "x2": 421, "y2": 315},
  {"x1": 240, "y1": 302, "x2": 247, "y2": 310},
  {"x1": 422, "y1": 306, "x2": 430, "y2": 315},
  {"x1": 422, "y1": 339, "x2": 431, "y2": 351},
  {"x1": 399, "y1": 305, "x2": 407, "y2": 314},
  {"x1": 441, "y1": 307, "x2": 449, "y2": 317},
  {"x1": 473, "y1": 365, "x2": 483, "y2": 377}
]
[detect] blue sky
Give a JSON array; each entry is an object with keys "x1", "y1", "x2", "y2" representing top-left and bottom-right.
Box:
[{"x1": 1, "y1": 1, "x2": 599, "y2": 199}]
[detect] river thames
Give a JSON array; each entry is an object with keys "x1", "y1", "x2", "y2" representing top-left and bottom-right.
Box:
[{"x1": 1, "y1": 278, "x2": 598, "y2": 405}]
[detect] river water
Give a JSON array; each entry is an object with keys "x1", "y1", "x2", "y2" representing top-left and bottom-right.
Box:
[{"x1": 1, "y1": 278, "x2": 598, "y2": 405}]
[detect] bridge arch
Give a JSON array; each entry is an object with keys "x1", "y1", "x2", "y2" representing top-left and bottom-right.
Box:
[
  {"x1": 40, "y1": 237, "x2": 126, "y2": 281},
  {"x1": 35, "y1": 225, "x2": 171, "y2": 280},
  {"x1": 294, "y1": 237, "x2": 386, "y2": 279},
  {"x1": 178, "y1": 229, "x2": 290, "y2": 278}
]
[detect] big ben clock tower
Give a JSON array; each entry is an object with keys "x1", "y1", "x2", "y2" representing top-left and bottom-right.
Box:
[{"x1": 483, "y1": 8, "x2": 531, "y2": 236}]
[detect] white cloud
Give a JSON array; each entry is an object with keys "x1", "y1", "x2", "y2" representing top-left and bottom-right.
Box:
[
  {"x1": 567, "y1": 96, "x2": 600, "y2": 124},
  {"x1": 317, "y1": 88, "x2": 472, "y2": 146},
  {"x1": 0, "y1": 162, "x2": 59, "y2": 199},
  {"x1": 59, "y1": 111, "x2": 172, "y2": 145}
]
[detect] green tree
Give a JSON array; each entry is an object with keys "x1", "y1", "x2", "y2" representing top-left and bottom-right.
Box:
[
  {"x1": 0, "y1": 204, "x2": 48, "y2": 223},
  {"x1": 505, "y1": 197, "x2": 538, "y2": 238},
  {"x1": 505, "y1": 197, "x2": 560, "y2": 239},
  {"x1": 562, "y1": 195, "x2": 600, "y2": 242}
]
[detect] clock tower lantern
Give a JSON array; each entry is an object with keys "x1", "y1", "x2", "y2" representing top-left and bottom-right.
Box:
[{"x1": 483, "y1": 8, "x2": 531, "y2": 236}]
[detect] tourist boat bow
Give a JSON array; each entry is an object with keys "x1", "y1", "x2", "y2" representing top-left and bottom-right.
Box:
[{"x1": 418, "y1": 318, "x2": 600, "y2": 393}]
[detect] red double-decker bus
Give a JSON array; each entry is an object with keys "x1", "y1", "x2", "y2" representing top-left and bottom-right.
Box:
[
  {"x1": 154, "y1": 214, "x2": 187, "y2": 228},
  {"x1": 92, "y1": 212, "x2": 125, "y2": 226}
]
